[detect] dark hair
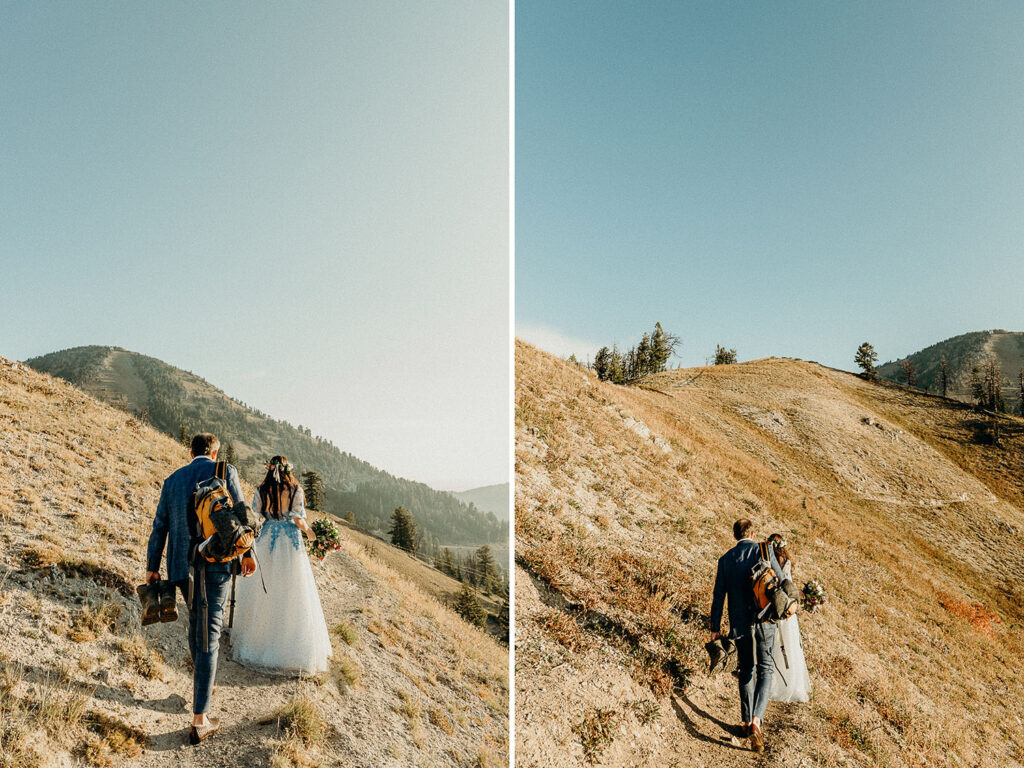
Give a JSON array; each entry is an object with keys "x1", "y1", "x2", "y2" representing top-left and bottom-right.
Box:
[
  {"x1": 191, "y1": 433, "x2": 220, "y2": 457},
  {"x1": 258, "y1": 455, "x2": 299, "y2": 518},
  {"x1": 767, "y1": 533, "x2": 791, "y2": 569},
  {"x1": 733, "y1": 519, "x2": 753, "y2": 540}
]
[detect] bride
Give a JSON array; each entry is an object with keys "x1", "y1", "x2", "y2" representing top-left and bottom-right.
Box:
[
  {"x1": 767, "y1": 533, "x2": 811, "y2": 703},
  {"x1": 231, "y1": 455, "x2": 332, "y2": 675}
]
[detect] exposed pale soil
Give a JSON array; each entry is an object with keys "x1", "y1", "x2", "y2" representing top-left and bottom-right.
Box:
[{"x1": 515, "y1": 341, "x2": 1024, "y2": 768}]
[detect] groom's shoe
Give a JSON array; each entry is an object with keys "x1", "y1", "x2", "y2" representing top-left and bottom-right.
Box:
[
  {"x1": 188, "y1": 717, "x2": 220, "y2": 746},
  {"x1": 749, "y1": 722, "x2": 764, "y2": 753},
  {"x1": 158, "y1": 581, "x2": 178, "y2": 623}
]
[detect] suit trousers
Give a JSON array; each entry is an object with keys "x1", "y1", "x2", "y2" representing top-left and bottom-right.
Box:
[
  {"x1": 736, "y1": 622, "x2": 776, "y2": 723},
  {"x1": 175, "y1": 561, "x2": 232, "y2": 715}
]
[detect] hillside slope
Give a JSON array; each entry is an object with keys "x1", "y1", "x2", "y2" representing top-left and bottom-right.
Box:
[
  {"x1": 878, "y1": 329, "x2": 1024, "y2": 406},
  {"x1": 0, "y1": 356, "x2": 507, "y2": 767},
  {"x1": 515, "y1": 340, "x2": 1024, "y2": 768},
  {"x1": 25, "y1": 346, "x2": 508, "y2": 556}
]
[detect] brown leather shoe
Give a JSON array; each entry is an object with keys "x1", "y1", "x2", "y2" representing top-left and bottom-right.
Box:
[
  {"x1": 188, "y1": 717, "x2": 220, "y2": 745},
  {"x1": 749, "y1": 722, "x2": 764, "y2": 753}
]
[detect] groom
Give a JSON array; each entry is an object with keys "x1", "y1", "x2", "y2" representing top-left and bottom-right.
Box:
[
  {"x1": 709, "y1": 518, "x2": 785, "y2": 753},
  {"x1": 145, "y1": 433, "x2": 255, "y2": 744}
]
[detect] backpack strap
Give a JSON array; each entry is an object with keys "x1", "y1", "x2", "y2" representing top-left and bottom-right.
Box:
[{"x1": 215, "y1": 461, "x2": 226, "y2": 482}]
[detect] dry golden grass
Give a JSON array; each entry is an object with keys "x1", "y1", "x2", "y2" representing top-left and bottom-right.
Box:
[
  {"x1": 515, "y1": 340, "x2": 1024, "y2": 767},
  {"x1": 2, "y1": 354, "x2": 510, "y2": 767}
]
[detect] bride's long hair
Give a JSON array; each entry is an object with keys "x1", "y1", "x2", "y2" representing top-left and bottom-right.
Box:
[
  {"x1": 259, "y1": 455, "x2": 299, "y2": 519},
  {"x1": 767, "y1": 533, "x2": 791, "y2": 570}
]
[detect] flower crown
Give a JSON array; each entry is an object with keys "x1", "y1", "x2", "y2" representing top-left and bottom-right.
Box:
[{"x1": 266, "y1": 457, "x2": 294, "y2": 474}]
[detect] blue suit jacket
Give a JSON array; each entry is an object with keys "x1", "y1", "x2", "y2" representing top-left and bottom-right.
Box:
[
  {"x1": 709, "y1": 539, "x2": 785, "y2": 639},
  {"x1": 145, "y1": 456, "x2": 244, "y2": 582}
]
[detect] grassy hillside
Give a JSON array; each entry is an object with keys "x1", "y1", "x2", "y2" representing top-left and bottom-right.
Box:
[
  {"x1": 878, "y1": 329, "x2": 1024, "y2": 406},
  {"x1": 515, "y1": 340, "x2": 1024, "y2": 768},
  {"x1": 26, "y1": 346, "x2": 508, "y2": 560},
  {"x1": 0, "y1": 356, "x2": 508, "y2": 767}
]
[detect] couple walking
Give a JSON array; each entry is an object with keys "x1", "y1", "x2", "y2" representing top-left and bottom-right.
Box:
[
  {"x1": 709, "y1": 518, "x2": 810, "y2": 753},
  {"x1": 145, "y1": 433, "x2": 332, "y2": 744}
]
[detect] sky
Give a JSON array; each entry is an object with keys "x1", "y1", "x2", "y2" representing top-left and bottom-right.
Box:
[
  {"x1": 0, "y1": 2, "x2": 509, "y2": 491},
  {"x1": 516, "y1": 2, "x2": 1024, "y2": 371}
]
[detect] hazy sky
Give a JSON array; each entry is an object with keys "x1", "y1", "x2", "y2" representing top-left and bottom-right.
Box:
[
  {"x1": 1, "y1": 2, "x2": 508, "y2": 491},
  {"x1": 517, "y1": 2, "x2": 1024, "y2": 370}
]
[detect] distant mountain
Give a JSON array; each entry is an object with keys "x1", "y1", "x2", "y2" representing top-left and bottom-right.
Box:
[
  {"x1": 451, "y1": 483, "x2": 509, "y2": 520},
  {"x1": 26, "y1": 346, "x2": 508, "y2": 554},
  {"x1": 877, "y1": 330, "x2": 1024, "y2": 406}
]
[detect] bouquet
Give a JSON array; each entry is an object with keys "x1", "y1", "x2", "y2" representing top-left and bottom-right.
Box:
[
  {"x1": 307, "y1": 518, "x2": 342, "y2": 561},
  {"x1": 802, "y1": 579, "x2": 828, "y2": 613}
]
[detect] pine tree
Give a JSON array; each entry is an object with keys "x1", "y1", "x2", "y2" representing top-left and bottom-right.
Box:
[
  {"x1": 223, "y1": 442, "x2": 237, "y2": 467},
  {"x1": 970, "y1": 365, "x2": 985, "y2": 405},
  {"x1": 899, "y1": 359, "x2": 917, "y2": 388},
  {"x1": 634, "y1": 333, "x2": 652, "y2": 378},
  {"x1": 608, "y1": 346, "x2": 626, "y2": 384},
  {"x1": 981, "y1": 354, "x2": 1005, "y2": 411},
  {"x1": 389, "y1": 506, "x2": 418, "y2": 552},
  {"x1": 179, "y1": 424, "x2": 190, "y2": 447},
  {"x1": 474, "y1": 545, "x2": 502, "y2": 594},
  {"x1": 649, "y1": 322, "x2": 679, "y2": 372},
  {"x1": 440, "y1": 548, "x2": 456, "y2": 578},
  {"x1": 854, "y1": 343, "x2": 878, "y2": 380},
  {"x1": 714, "y1": 345, "x2": 737, "y2": 365},
  {"x1": 344, "y1": 510, "x2": 356, "y2": 525},
  {"x1": 594, "y1": 346, "x2": 612, "y2": 381},
  {"x1": 454, "y1": 582, "x2": 487, "y2": 628},
  {"x1": 940, "y1": 356, "x2": 949, "y2": 398},
  {"x1": 301, "y1": 470, "x2": 326, "y2": 511}
]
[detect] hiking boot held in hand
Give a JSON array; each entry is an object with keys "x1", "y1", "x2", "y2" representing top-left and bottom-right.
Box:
[
  {"x1": 705, "y1": 637, "x2": 736, "y2": 674},
  {"x1": 158, "y1": 580, "x2": 178, "y2": 623},
  {"x1": 136, "y1": 583, "x2": 160, "y2": 627}
]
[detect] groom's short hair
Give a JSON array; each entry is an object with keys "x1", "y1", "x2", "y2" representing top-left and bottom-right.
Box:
[
  {"x1": 190, "y1": 433, "x2": 220, "y2": 457},
  {"x1": 733, "y1": 519, "x2": 753, "y2": 540}
]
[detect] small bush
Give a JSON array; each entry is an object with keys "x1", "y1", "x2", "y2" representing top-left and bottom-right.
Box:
[
  {"x1": 275, "y1": 695, "x2": 327, "y2": 748},
  {"x1": 573, "y1": 707, "x2": 619, "y2": 763},
  {"x1": 332, "y1": 622, "x2": 358, "y2": 647},
  {"x1": 116, "y1": 637, "x2": 164, "y2": 680},
  {"x1": 428, "y1": 706, "x2": 453, "y2": 735}
]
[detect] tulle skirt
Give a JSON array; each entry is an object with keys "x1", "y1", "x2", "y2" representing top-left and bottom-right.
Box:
[
  {"x1": 769, "y1": 614, "x2": 811, "y2": 702},
  {"x1": 231, "y1": 519, "x2": 332, "y2": 675}
]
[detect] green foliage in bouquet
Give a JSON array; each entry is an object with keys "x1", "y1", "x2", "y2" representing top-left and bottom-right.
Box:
[
  {"x1": 802, "y1": 578, "x2": 828, "y2": 613},
  {"x1": 307, "y1": 518, "x2": 342, "y2": 561}
]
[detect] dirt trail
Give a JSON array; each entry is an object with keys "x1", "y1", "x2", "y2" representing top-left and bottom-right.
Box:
[{"x1": 0, "y1": 355, "x2": 508, "y2": 768}]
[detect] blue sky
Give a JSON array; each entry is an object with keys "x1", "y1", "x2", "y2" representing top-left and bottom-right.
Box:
[
  {"x1": 516, "y1": 2, "x2": 1024, "y2": 369},
  {"x1": 0, "y1": 2, "x2": 508, "y2": 491}
]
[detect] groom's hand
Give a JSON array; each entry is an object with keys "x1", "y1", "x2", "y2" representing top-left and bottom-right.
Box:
[
  {"x1": 146, "y1": 571, "x2": 160, "y2": 585},
  {"x1": 240, "y1": 556, "x2": 256, "y2": 577},
  {"x1": 710, "y1": 631, "x2": 721, "y2": 642}
]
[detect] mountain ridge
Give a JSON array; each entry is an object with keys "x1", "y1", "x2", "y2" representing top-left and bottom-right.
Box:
[
  {"x1": 877, "y1": 329, "x2": 1024, "y2": 407},
  {"x1": 25, "y1": 346, "x2": 508, "y2": 561}
]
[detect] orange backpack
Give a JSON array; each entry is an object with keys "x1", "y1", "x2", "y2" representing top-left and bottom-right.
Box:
[
  {"x1": 751, "y1": 541, "x2": 797, "y2": 623},
  {"x1": 189, "y1": 462, "x2": 258, "y2": 563}
]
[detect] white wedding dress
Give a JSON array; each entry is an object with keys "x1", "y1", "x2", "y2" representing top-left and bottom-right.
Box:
[
  {"x1": 231, "y1": 486, "x2": 332, "y2": 675},
  {"x1": 769, "y1": 560, "x2": 811, "y2": 702}
]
